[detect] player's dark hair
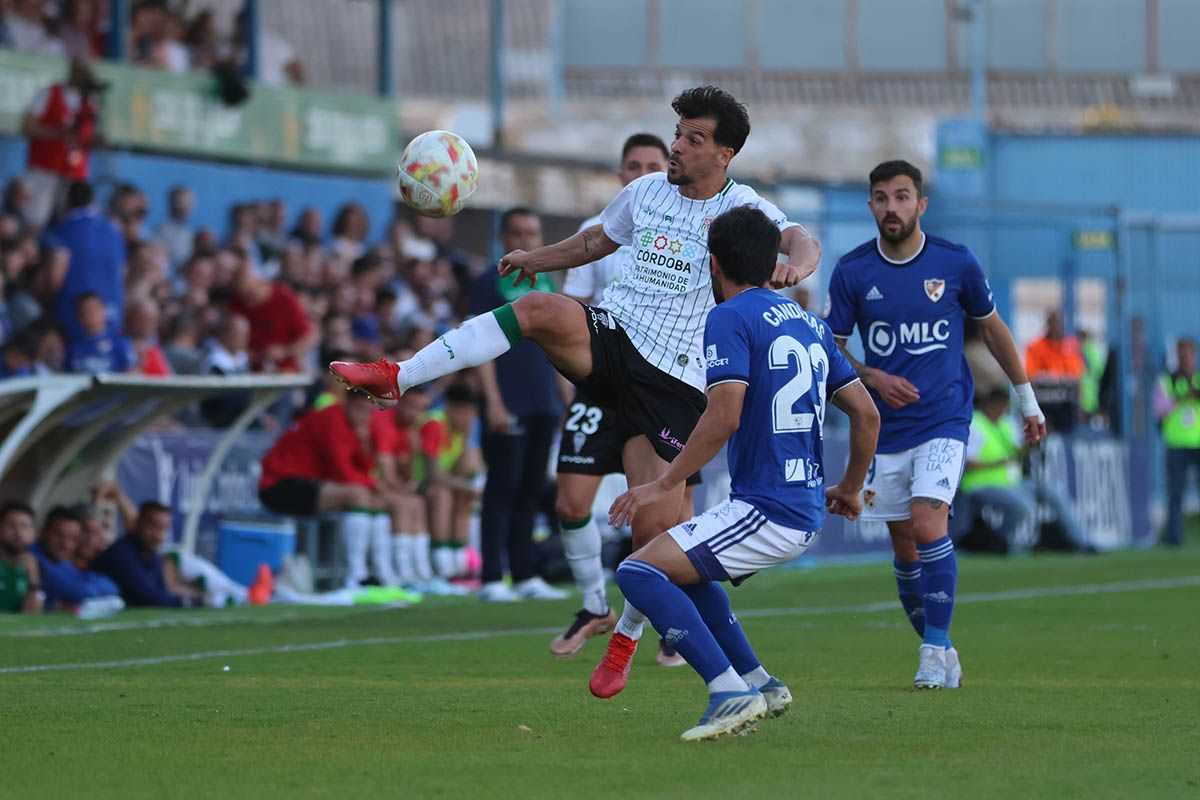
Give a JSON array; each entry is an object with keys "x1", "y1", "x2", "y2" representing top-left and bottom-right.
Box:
[
  {"x1": 500, "y1": 207, "x2": 538, "y2": 233},
  {"x1": 869, "y1": 160, "x2": 924, "y2": 196},
  {"x1": 621, "y1": 133, "x2": 669, "y2": 162},
  {"x1": 444, "y1": 382, "x2": 478, "y2": 406},
  {"x1": 0, "y1": 501, "x2": 34, "y2": 524},
  {"x1": 137, "y1": 500, "x2": 171, "y2": 518},
  {"x1": 671, "y1": 86, "x2": 751, "y2": 154},
  {"x1": 42, "y1": 504, "x2": 81, "y2": 531},
  {"x1": 707, "y1": 206, "x2": 780, "y2": 288}
]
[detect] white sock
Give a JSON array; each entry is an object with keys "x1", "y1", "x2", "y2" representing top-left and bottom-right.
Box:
[
  {"x1": 741, "y1": 666, "x2": 771, "y2": 689},
  {"x1": 413, "y1": 532, "x2": 433, "y2": 581},
  {"x1": 454, "y1": 544, "x2": 469, "y2": 576},
  {"x1": 708, "y1": 666, "x2": 750, "y2": 694},
  {"x1": 614, "y1": 602, "x2": 646, "y2": 640},
  {"x1": 369, "y1": 514, "x2": 398, "y2": 587},
  {"x1": 433, "y1": 545, "x2": 456, "y2": 579},
  {"x1": 399, "y1": 312, "x2": 513, "y2": 390},
  {"x1": 341, "y1": 512, "x2": 372, "y2": 586},
  {"x1": 393, "y1": 534, "x2": 416, "y2": 584},
  {"x1": 561, "y1": 516, "x2": 607, "y2": 615}
]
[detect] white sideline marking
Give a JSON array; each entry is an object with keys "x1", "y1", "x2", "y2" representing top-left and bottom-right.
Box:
[{"x1": 2, "y1": 575, "x2": 1197, "y2": 675}]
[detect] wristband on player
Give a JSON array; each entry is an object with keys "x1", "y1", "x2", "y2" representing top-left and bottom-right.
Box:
[{"x1": 1014, "y1": 382, "x2": 1044, "y2": 422}]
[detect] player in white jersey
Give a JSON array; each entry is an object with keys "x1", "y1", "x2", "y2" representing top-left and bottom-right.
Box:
[
  {"x1": 552, "y1": 133, "x2": 701, "y2": 664},
  {"x1": 329, "y1": 88, "x2": 821, "y2": 694}
]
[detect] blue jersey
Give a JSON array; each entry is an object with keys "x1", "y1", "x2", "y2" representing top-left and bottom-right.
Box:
[
  {"x1": 826, "y1": 234, "x2": 995, "y2": 453},
  {"x1": 65, "y1": 332, "x2": 136, "y2": 374},
  {"x1": 704, "y1": 288, "x2": 859, "y2": 531}
]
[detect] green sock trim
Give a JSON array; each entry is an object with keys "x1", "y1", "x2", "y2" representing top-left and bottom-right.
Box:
[
  {"x1": 493, "y1": 304, "x2": 524, "y2": 346},
  {"x1": 560, "y1": 514, "x2": 592, "y2": 531},
  {"x1": 433, "y1": 541, "x2": 455, "y2": 549},
  {"x1": 347, "y1": 507, "x2": 374, "y2": 515}
]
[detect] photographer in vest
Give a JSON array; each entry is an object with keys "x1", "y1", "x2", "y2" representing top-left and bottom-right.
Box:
[
  {"x1": 20, "y1": 57, "x2": 106, "y2": 228},
  {"x1": 957, "y1": 387, "x2": 1088, "y2": 553},
  {"x1": 1155, "y1": 337, "x2": 1200, "y2": 547}
]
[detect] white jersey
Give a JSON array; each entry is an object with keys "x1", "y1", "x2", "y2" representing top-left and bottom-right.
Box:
[
  {"x1": 562, "y1": 214, "x2": 624, "y2": 305},
  {"x1": 599, "y1": 172, "x2": 800, "y2": 390}
]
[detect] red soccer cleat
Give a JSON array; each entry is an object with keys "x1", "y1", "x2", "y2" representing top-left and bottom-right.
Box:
[
  {"x1": 329, "y1": 358, "x2": 403, "y2": 408},
  {"x1": 589, "y1": 632, "x2": 639, "y2": 698}
]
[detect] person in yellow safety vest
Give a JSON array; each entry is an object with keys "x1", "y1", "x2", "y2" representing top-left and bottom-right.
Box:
[
  {"x1": 1077, "y1": 329, "x2": 1107, "y2": 424},
  {"x1": 957, "y1": 388, "x2": 1087, "y2": 552},
  {"x1": 414, "y1": 384, "x2": 482, "y2": 579},
  {"x1": 1154, "y1": 337, "x2": 1200, "y2": 547}
]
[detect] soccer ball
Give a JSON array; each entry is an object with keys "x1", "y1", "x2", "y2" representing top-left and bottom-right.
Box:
[{"x1": 396, "y1": 130, "x2": 479, "y2": 218}]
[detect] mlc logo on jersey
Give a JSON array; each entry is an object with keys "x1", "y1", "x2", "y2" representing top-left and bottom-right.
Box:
[
  {"x1": 924, "y1": 279, "x2": 945, "y2": 302},
  {"x1": 867, "y1": 319, "x2": 951, "y2": 356}
]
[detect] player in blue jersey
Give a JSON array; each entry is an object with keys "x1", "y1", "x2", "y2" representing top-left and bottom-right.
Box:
[
  {"x1": 606, "y1": 206, "x2": 880, "y2": 740},
  {"x1": 826, "y1": 160, "x2": 1046, "y2": 689}
]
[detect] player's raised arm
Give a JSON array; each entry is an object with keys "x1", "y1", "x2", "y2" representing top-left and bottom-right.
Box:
[
  {"x1": 772, "y1": 225, "x2": 822, "y2": 289},
  {"x1": 825, "y1": 380, "x2": 880, "y2": 521},
  {"x1": 498, "y1": 224, "x2": 620, "y2": 287},
  {"x1": 975, "y1": 311, "x2": 1047, "y2": 445}
]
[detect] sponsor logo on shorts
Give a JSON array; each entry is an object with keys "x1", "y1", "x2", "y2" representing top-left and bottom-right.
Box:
[
  {"x1": 705, "y1": 344, "x2": 730, "y2": 368},
  {"x1": 588, "y1": 307, "x2": 616, "y2": 332},
  {"x1": 936, "y1": 477, "x2": 951, "y2": 489},
  {"x1": 559, "y1": 455, "x2": 596, "y2": 465},
  {"x1": 863, "y1": 489, "x2": 877, "y2": 509},
  {"x1": 572, "y1": 432, "x2": 587, "y2": 453},
  {"x1": 681, "y1": 522, "x2": 697, "y2": 536},
  {"x1": 659, "y1": 427, "x2": 686, "y2": 452}
]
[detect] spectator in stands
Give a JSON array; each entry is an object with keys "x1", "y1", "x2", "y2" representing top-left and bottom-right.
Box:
[
  {"x1": 108, "y1": 182, "x2": 149, "y2": 246},
  {"x1": 30, "y1": 318, "x2": 65, "y2": 373},
  {"x1": 234, "y1": 7, "x2": 306, "y2": 86},
  {"x1": 1155, "y1": 337, "x2": 1200, "y2": 548},
  {"x1": 57, "y1": 0, "x2": 103, "y2": 59},
  {"x1": 155, "y1": 185, "x2": 195, "y2": 274},
  {"x1": 94, "y1": 500, "x2": 204, "y2": 607},
  {"x1": 256, "y1": 199, "x2": 289, "y2": 266},
  {"x1": 31, "y1": 505, "x2": 122, "y2": 611},
  {"x1": 146, "y1": 7, "x2": 189, "y2": 73},
  {"x1": 124, "y1": 297, "x2": 170, "y2": 375},
  {"x1": 258, "y1": 392, "x2": 387, "y2": 587},
  {"x1": 1025, "y1": 309, "x2": 1085, "y2": 432},
  {"x1": 51, "y1": 181, "x2": 124, "y2": 342},
  {"x1": 415, "y1": 383, "x2": 483, "y2": 584},
  {"x1": 228, "y1": 263, "x2": 316, "y2": 373},
  {"x1": 183, "y1": 9, "x2": 220, "y2": 71},
  {"x1": 21, "y1": 58, "x2": 104, "y2": 227},
  {"x1": 955, "y1": 388, "x2": 1088, "y2": 553},
  {"x1": 199, "y1": 313, "x2": 253, "y2": 427},
  {"x1": 0, "y1": 501, "x2": 43, "y2": 613},
  {"x1": 1077, "y1": 328, "x2": 1108, "y2": 427},
  {"x1": 6, "y1": 0, "x2": 63, "y2": 55},
  {"x1": 161, "y1": 314, "x2": 202, "y2": 375},
  {"x1": 2, "y1": 177, "x2": 34, "y2": 230},
  {"x1": 65, "y1": 291, "x2": 135, "y2": 374},
  {"x1": 331, "y1": 203, "x2": 369, "y2": 261},
  {"x1": 470, "y1": 208, "x2": 567, "y2": 602},
  {"x1": 290, "y1": 207, "x2": 323, "y2": 250},
  {"x1": 1, "y1": 328, "x2": 37, "y2": 378}
]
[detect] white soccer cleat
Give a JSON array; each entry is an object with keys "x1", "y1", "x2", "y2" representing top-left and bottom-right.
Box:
[
  {"x1": 944, "y1": 646, "x2": 963, "y2": 689},
  {"x1": 913, "y1": 643, "x2": 947, "y2": 689},
  {"x1": 513, "y1": 576, "x2": 569, "y2": 601},
  {"x1": 759, "y1": 676, "x2": 793, "y2": 717},
  {"x1": 680, "y1": 689, "x2": 769, "y2": 742},
  {"x1": 477, "y1": 581, "x2": 520, "y2": 603}
]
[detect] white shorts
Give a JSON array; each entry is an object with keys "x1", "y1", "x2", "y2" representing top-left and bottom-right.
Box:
[
  {"x1": 861, "y1": 437, "x2": 966, "y2": 522},
  {"x1": 667, "y1": 498, "x2": 815, "y2": 584}
]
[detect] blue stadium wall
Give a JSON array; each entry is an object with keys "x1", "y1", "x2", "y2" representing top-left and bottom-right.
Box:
[{"x1": 0, "y1": 136, "x2": 395, "y2": 243}]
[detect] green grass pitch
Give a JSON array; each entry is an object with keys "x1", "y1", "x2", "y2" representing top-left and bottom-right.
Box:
[{"x1": 2, "y1": 537, "x2": 1198, "y2": 799}]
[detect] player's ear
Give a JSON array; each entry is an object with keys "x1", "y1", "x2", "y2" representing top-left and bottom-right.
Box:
[
  {"x1": 917, "y1": 195, "x2": 929, "y2": 216},
  {"x1": 709, "y1": 254, "x2": 724, "y2": 280}
]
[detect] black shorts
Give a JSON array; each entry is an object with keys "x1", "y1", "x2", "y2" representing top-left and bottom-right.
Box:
[
  {"x1": 567, "y1": 305, "x2": 708, "y2": 468},
  {"x1": 558, "y1": 389, "x2": 702, "y2": 485},
  {"x1": 259, "y1": 478, "x2": 321, "y2": 517}
]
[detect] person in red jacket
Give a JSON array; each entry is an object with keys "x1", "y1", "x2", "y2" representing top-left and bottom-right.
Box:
[
  {"x1": 229, "y1": 263, "x2": 318, "y2": 373},
  {"x1": 258, "y1": 391, "x2": 396, "y2": 587},
  {"x1": 21, "y1": 58, "x2": 105, "y2": 227}
]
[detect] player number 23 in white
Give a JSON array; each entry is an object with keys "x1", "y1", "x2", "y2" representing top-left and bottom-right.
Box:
[{"x1": 769, "y1": 335, "x2": 828, "y2": 434}]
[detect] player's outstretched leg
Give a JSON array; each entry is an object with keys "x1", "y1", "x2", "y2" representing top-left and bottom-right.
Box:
[
  {"x1": 551, "y1": 513, "x2": 616, "y2": 658},
  {"x1": 681, "y1": 581, "x2": 791, "y2": 717},
  {"x1": 614, "y1": 560, "x2": 766, "y2": 740}
]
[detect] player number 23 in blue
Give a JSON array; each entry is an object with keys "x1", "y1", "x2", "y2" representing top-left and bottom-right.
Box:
[{"x1": 769, "y1": 335, "x2": 828, "y2": 435}]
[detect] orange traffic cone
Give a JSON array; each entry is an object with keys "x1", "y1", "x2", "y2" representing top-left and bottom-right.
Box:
[{"x1": 248, "y1": 563, "x2": 273, "y2": 605}]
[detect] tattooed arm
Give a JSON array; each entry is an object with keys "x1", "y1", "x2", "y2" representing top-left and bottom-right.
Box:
[{"x1": 498, "y1": 224, "x2": 619, "y2": 287}]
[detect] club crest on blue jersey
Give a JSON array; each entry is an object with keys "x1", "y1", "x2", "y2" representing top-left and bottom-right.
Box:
[{"x1": 924, "y1": 278, "x2": 945, "y2": 302}]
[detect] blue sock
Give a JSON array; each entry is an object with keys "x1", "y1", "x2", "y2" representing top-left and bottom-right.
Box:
[
  {"x1": 893, "y1": 559, "x2": 925, "y2": 638},
  {"x1": 680, "y1": 581, "x2": 762, "y2": 675},
  {"x1": 615, "y1": 560, "x2": 732, "y2": 683},
  {"x1": 916, "y1": 536, "x2": 957, "y2": 648}
]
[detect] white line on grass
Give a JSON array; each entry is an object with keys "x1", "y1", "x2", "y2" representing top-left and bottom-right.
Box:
[{"x1": 2, "y1": 575, "x2": 1196, "y2": 675}]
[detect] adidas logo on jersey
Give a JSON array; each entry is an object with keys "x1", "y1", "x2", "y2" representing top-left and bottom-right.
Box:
[
  {"x1": 866, "y1": 285, "x2": 884, "y2": 301},
  {"x1": 936, "y1": 477, "x2": 951, "y2": 489}
]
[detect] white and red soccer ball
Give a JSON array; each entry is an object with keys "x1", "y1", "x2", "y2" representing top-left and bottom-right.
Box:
[{"x1": 396, "y1": 130, "x2": 479, "y2": 218}]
